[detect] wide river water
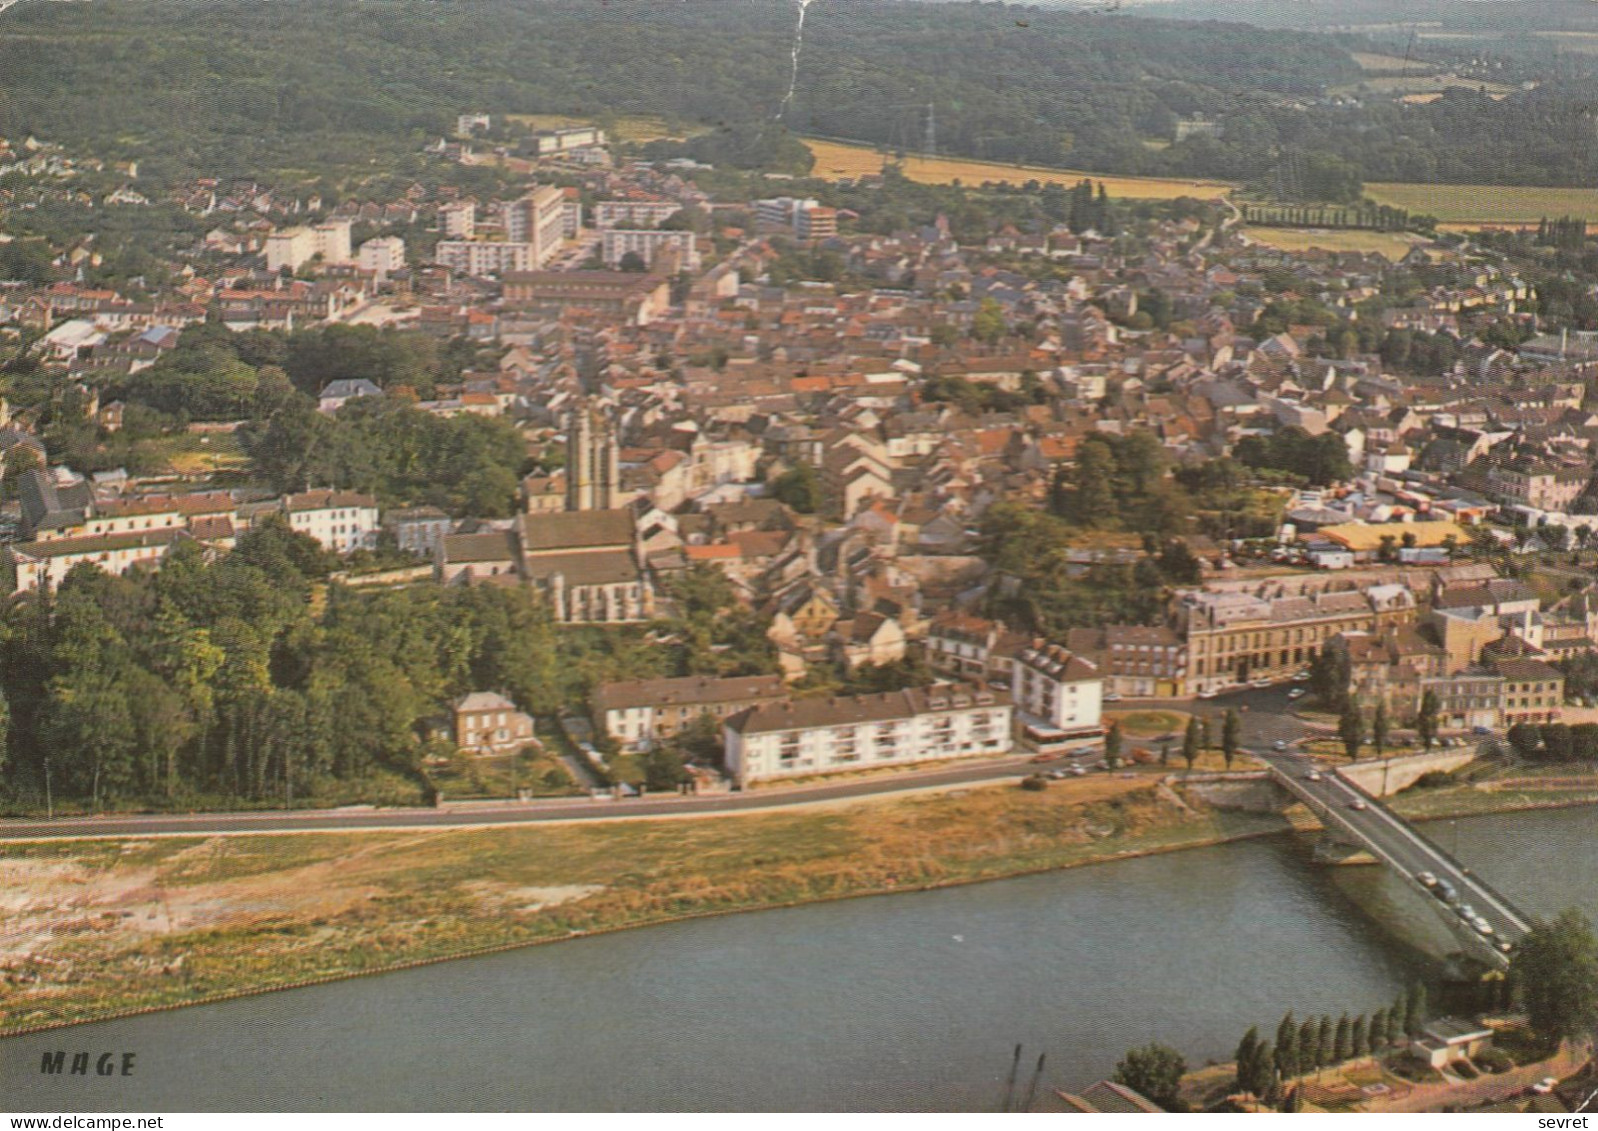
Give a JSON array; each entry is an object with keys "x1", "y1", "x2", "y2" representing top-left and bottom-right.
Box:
[{"x1": 3, "y1": 806, "x2": 1594, "y2": 1111}]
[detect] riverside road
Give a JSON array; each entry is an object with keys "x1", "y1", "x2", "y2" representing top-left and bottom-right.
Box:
[{"x1": 0, "y1": 685, "x2": 1385, "y2": 843}]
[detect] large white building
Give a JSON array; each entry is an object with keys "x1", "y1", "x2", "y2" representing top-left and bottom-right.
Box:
[
  {"x1": 284, "y1": 489, "x2": 380, "y2": 553},
  {"x1": 724, "y1": 683, "x2": 1012, "y2": 786},
  {"x1": 264, "y1": 219, "x2": 354, "y2": 273},
  {"x1": 528, "y1": 126, "x2": 606, "y2": 155},
  {"x1": 503, "y1": 185, "x2": 567, "y2": 266},
  {"x1": 601, "y1": 229, "x2": 699, "y2": 271},
  {"x1": 357, "y1": 236, "x2": 406, "y2": 282},
  {"x1": 435, "y1": 240, "x2": 535, "y2": 277},
  {"x1": 1011, "y1": 643, "x2": 1104, "y2": 739}
]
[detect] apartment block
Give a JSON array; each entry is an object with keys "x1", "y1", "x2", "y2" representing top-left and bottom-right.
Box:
[
  {"x1": 264, "y1": 219, "x2": 354, "y2": 273},
  {"x1": 600, "y1": 228, "x2": 699, "y2": 271},
  {"x1": 357, "y1": 236, "x2": 406, "y2": 282},
  {"x1": 724, "y1": 683, "x2": 1012, "y2": 786},
  {"x1": 435, "y1": 240, "x2": 535, "y2": 277}
]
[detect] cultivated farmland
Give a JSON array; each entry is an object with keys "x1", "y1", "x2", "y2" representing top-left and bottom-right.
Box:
[
  {"x1": 1366, "y1": 182, "x2": 1598, "y2": 224},
  {"x1": 802, "y1": 138, "x2": 1234, "y2": 200}
]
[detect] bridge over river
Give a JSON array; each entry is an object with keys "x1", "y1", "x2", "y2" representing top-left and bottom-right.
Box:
[{"x1": 1260, "y1": 748, "x2": 1532, "y2": 968}]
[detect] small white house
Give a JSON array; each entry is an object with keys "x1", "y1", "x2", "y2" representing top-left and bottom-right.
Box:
[{"x1": 1409, "y1": 1018, "x2": 1493, "y2": 1068}]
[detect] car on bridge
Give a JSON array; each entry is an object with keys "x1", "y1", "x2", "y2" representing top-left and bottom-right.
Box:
[
  {"x1": 1416, "y1": 871, "x2": 1438, "y2": 888},
  {"x1": 1304, "y1": 770, "x2": 1323, "y2": 781},
  {"x1": 1348, "y1": 799, "x2": 1367, "y2": 810}
]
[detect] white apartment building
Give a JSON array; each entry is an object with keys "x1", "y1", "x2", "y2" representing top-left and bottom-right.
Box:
[
  {"x1": 283, "y1": 489, "x2": 380, "y2": 553},
  {"x1": 439, "y1": 201, "x2": 476, "y2": 239},
  {"x1": 754, "y1": 196, "x2": 831, "y2": 239},
  {"x1": 357, "y1": 236, "x2": 406, "y2": 282},
  {"x1": 1011, "y1": 643, "x2": 1104, "y2": 738},
  {"x1": 264, "y1": 219, "x2": 354, "y2": 273},
  {"x1": 601, "y1": 229, "x2": 699, "y2": 271},
  {"x1": 723, "y1": 684, "x2": 1012, "y2": 786},
  {"x1": 528, "y1": 126, "x2": 606, "y2": 155},
  {"x1": 435, "y1": 240, "x2": 535, "y2": 277},
  {"x1": 594, "y1": 200, "x2": 682, "y2": 229},
  {"x1": 503, "y1": 185, "x2": 567, "y2": 268}
]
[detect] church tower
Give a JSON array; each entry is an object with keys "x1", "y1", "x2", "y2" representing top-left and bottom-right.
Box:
[{"x1": 566, "y1": 399, "x2": 619, "y2": 512}]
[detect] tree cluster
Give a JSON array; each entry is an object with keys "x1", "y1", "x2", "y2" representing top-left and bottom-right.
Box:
[{"x1": 1233, "y1": 427, "x2": 1353, "y2": 487}]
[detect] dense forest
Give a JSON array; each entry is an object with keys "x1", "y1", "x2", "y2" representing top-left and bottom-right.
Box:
[
  {"x1": 0, "y1": 519, "x2": 775, "y2": 812},
  {"x1": 4, "y1": 0, "x2": 1598, "y2": 193}
]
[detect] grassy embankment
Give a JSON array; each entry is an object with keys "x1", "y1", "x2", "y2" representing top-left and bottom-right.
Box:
[
  {"x1": 1389, "y1": 763, "x2": 1598, "y2": 821},
  {"x1": 0, "y1": 776, "x2": 1284, "y2": 1036}
]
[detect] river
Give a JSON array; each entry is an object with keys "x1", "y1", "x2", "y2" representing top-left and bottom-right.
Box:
[{"x1": 3, "y1": 807, "x2": 1593, "y2": 1111}]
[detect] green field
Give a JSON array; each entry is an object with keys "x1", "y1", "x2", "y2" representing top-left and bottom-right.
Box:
[{"x1": 1367, "y1": 181, "x2": 1598, "y2": 225}]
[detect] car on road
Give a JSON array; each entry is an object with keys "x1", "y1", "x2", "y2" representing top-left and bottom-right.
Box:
[
  {"x1": 1287, "y1": 688, "x2": 1306, "y2": 701},
  {"x1": 1347, "y1": 799, "x2": 1367, "y2": 810},
  {"x1": 1030, "y1": 753, "x2": 1060, "y2": 763},
  {"x1": 1250, "y1": 678, "x2": 1272, "y2": 689},
  {"x1": 1498, "y1": 940, "x2": 1515, "y2": 955},
  {"x1": 1532, "y1": 1078, "x2": 1559, "y2": 1095},
  {"x1": 1292, "y1": 670, "x2": 1311, "y2": 682},
  {"x1": 1102, "y1": 692, "x2": 1123, "y2": 702},
  {"x1": 1474, "y1": 918, "x2": 1495, "y2": 936},
  {"x1": 1472, "y1": 725, "x2": 1493, "y2": 736},
  {"x1": 1416, "y1": 871, "x2": 1438, "y2": 887},
  {"x1": 1069, "y1": 764, "x2": 1087, "y2": 776},
  {"x1": 1197, "y1": 689, "x2": 1218, "y2": 700},
  {"x1": 1435, "y1": 882, "x2": 1458, "y2": 903},
  {"x1": 1304, "y1": 770, "x2": 1323, "y2": 782},
  {"x1": 1046, "y1": 769, "x2": 1068, "y2": 780},
  {"x1": 1273, "y1": 739, "x2": 1288, "y2": 751}
]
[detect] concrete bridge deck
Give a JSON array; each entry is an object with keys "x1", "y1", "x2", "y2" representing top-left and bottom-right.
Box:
[{"x1": 1262, "y1": 751, "x2": 1530, "y2": 968}]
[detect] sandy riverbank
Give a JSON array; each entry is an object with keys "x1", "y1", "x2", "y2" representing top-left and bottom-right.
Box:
[
  {"x1": 3, "y1": 769, "x2": 1593, "y2": 1040},
  {"x1": 0, "y1": 775, "x2": 1286, "y2": 1037}
]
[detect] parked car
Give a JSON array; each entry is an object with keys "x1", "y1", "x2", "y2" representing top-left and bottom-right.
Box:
[
  {"x1": 1197, "y1": 689, "x2": 1218, "y2": 700},
  {"x1": 1273, "y1": 739, "x2": 1288, "y2": 751},
  {"x1": 1250, "y1": 678, "x2": 1272, "y2": 689},
  {"x1": 1293, "y1": 670, "x2": 1311, "y2": 681},
  {"x1": 1103, "y1": 692, "x2": 1124, "y2": 702},
  {"x1": 1287, "y1": 688, "x2": 1306, "y2": 701}
]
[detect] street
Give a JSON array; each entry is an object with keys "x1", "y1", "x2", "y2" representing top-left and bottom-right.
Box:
[{"x1": 0, "y1": 749, "x2": 1071, "y2": 841}]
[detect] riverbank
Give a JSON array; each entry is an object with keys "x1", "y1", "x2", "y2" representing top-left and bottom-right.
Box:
[
  {"x1": 0, "y1": 776, "x2": 1286, "y2": 1037},
  {"x1": 5, "y1": 765, "x2": 1595, "y2": 1040}
]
